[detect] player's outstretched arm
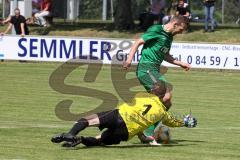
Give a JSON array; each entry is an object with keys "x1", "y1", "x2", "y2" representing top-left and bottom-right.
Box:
[
  {"x1": 123, "y1": 38, "x2": 145, "y2": 70},
  {"x1": 164, "y1": 53, "x2": 191, "y2": 71},
  {"x1": 162, "y1": 111, "x2": 197, "y2": 128}
]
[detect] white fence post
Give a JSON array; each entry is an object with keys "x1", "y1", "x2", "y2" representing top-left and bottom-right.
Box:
[{"x1": 102, "y1": 0, "x2": 107, "y2": 21}]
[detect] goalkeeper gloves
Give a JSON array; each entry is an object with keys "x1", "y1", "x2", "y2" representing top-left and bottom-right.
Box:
[{"x1": 183, "y1": 115, "x2": 197, "y2": 128}]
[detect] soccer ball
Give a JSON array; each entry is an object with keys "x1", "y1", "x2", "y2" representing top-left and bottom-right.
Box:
[
  {"x1": 141, "y1": 123, "x2": 171, "y2": 144},
  {"x1": 153, "y1": 124, "x2": 171, "y2": 144}
]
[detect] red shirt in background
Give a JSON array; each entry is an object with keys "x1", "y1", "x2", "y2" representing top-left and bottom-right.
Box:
[{"x1": 41, "y1": 0, "x2": 52, "y2": 12}]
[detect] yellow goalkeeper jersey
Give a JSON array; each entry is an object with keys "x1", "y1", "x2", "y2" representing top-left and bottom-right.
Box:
[{"x1": 118, "y1": 92, "x2": 184, "y2": 140}]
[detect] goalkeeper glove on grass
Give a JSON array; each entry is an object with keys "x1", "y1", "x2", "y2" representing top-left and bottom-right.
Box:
[{"x1": 184, "y1": 115, "x2": 197, "y2": 128}]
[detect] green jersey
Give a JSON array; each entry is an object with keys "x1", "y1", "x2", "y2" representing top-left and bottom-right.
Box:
[
  {"x1": 137, "y1": 25, "x2": 173, "y2": 136},
  {"x1": 139, "y1": 25, "x2": 173, "y2": 71}
]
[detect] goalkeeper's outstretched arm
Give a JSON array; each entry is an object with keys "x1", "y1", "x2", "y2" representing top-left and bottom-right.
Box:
[
  {"x1": 162, "y1": 112, "x2": 185, "y2": 127},
  {"x1": 162, "y1": 111, "x2": 197, "y2": 128}
]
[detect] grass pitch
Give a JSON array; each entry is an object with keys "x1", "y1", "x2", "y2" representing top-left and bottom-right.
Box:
[{"x1": 0, "y1": 61, "x2": 240, "y2": 160}]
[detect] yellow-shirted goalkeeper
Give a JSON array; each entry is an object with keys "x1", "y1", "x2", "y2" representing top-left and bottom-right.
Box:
[
  {"x1": 51, "y1": 92, "x2": 197, "y2": 148},
  {"x1": 118, "y1": 92, "x2": 184, "y2": 139}
]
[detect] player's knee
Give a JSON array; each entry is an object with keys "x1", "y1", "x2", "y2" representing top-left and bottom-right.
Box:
[
  {"x1": 84, "y1": 114, "x2": 100, "y2": 126},
  {"x1": 163, "y1": 93, "x2": 172, "y2": 102}
]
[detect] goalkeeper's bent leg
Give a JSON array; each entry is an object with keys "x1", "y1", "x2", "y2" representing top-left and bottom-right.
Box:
[
  {"x1": 69, "y1": 118, "x2": 89, "y2": 136},
  {"x1": 69, "y1": 114, "x2": 100, "y2": 136},
  {"x1": 51, "y1": 114, "x2": 100, "y2": 144}
]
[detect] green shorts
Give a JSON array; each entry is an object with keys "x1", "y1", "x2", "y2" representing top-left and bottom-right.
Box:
[{"x1": 136, "y1": 69, "x2": 167, "y2": 92}]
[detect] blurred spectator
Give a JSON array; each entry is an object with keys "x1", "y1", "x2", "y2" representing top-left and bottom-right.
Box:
[
  {"x1": 1, "y1": 0, "x2": 42, "y2": 26},
  {"x1": 1, "y1": 8, "x2": 29, "y2": 36},
  {"x1": 176, "y1": 0, "x2": 191, "y2": 19},
  {"x1": 203, "y1": 0, "x2": 216, "y2": 32},
  {"x1": 151, "y1": 0, "x2": 166, "y2": 15},
  {"x1": 32, "y1": 0, "x2": 41, "y2": 14},
  {"x1": 138, "y1": 0, "x2": 166, "y2": 31},
  {"x1": 1, "y1": 8, "x2": 29, "y2": 62},
  {"x1": 151, "y1": 0, "x2": 166, "y2": 24},
  {"x1": 26, "y1": 0, "x2": 42, "y2": 25},
  {"x1": 34, "y1": 0, "x2": 52, "y2": 27}
]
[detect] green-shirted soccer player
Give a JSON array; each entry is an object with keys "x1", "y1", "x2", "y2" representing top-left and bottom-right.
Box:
[{"x1": 123, "y1": 15, "x2": 191, "y2": 145}]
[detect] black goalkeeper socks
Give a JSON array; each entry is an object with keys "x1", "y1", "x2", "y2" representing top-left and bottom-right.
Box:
[{"x1": 68, "y1": 118, "x2": 89, "y2": 135}]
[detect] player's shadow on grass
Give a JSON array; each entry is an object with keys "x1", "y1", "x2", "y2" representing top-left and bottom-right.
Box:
[
  {"x1": 102, "y1": 143, "x2": 196, "y2": 149},
  {"x1": 73, "y1": 142, "x2": 198, "y2": 150},
  {"x1": 64, "y1": 139, "x2": 206, "y2": 150}
]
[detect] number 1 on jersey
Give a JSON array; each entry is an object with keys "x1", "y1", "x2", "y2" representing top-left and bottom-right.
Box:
[{"x1": 142, "y1": 104, "x2": 152, "y2": 116}]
